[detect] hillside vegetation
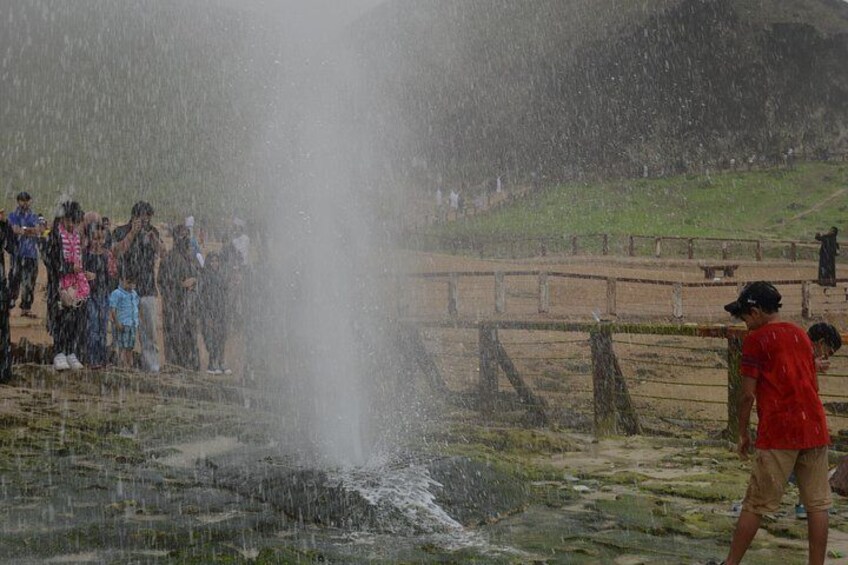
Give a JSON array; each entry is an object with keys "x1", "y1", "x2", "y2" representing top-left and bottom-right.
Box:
[
  {"x1": 352, "y1": 0, "x2": 848, "y2": 186},
  {"x1": 426, "y1": 162, "x2": 848, "y2": 242}
]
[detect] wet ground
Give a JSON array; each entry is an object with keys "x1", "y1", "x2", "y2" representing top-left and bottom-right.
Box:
[{"x1": 2, "y1": 364, "x2": 848, "y2": 564}]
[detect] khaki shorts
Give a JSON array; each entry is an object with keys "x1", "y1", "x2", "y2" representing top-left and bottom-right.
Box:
[{"x1": 742, "y1": 446, "x2": 832, "y2": 515}]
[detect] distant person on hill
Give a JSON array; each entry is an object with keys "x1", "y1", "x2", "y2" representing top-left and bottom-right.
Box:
[
  {"x1": 815, "y1": 226, "x2": 839, "y2": 287},
  {"x1": 7, "y1": 192, "x2": 41, "y2": 318},
  {"x1": 158, "y1": 224, "x2": 200, "y2": 371},
  {"x1": 0, "y1": 207, "x2": 17, "y2": 382},
  {"x1": 718, "y1": 282, "x2": 831, "y2": 565},
  {"x1": 112, "y1": 201, "x2": 165, "y2": 373}
]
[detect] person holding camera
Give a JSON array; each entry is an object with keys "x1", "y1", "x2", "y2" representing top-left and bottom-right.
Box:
[{"x1": 112, "y1": 201, "x2": 165, "y2": 373}]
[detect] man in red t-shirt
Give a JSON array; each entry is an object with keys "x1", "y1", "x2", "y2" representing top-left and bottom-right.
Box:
[{"x1": 719, "y1": 281, "x2": 831, "y2": 565}]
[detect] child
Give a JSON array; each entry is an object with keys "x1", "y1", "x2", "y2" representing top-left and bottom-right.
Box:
[
  {"x1": 83, "y1": 222, "x2": 116, "y2": 368},
  {"x1": 109, "y1": 274, "x2": 139, "y2": 368},
  {"x1": 791, "y1": 322, "x2": 843, "y2": 520},
  {"x1": 198, "y1": 252, "x2": 230, "y2": 375}
]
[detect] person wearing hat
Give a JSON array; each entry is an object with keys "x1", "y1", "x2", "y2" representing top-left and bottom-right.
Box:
[
  {"x1": 719, "y1": 282, "x2": 831, "y2": 565},
  {"x1": 7, "y1": 191, "x2": 41, "y2": 318}
]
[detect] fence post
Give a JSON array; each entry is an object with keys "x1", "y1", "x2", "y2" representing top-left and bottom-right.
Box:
[
  {"x1": 801, "y1": 281, "x2": 811, "y2": 319},
  {"x1": 606, "y1": 278, "x2": 617, "y2": 317},
  {"x1": 721, "y1": 241, "x2": 729, "y2": 260},
  {"x1": 628, "y1": 235, "x2": 635, "y2": 257},
  {"x1": 571, "y1": 235, "x2": 579, "y2": 256},
  {"x1": 672, "y1": 283, "x2": 684, "y2": 320},
  {"x1": 687, "y1": 239, "x2": 694, "y2": 260},
  {"x1": 448, "y1": 273, "x2": 459, "y2": 317},
  {"x1": 538, "y1": 272, "x2": 550, "y2": 314},
  {"x1": 755, "y1": 240, "x2": 763, "y2": 261},
  {"x1": 495, "y1": 271, "x2": 506, "y2": 314},
  {"x1": 790, "y1": 242, "x2": 797, "y2": 262},
  {"x1": 478, "y1": 324, "x2": 499, "y2": 413},
  {"x1": 602, "y1": 234, "x2": 609, "y2": 256},
  {"x1": 726, "y1": 333, "x2": 743, "y2": 441},
  {"x1": 654, "y1": 237, "x2": 662, "y2": 258},
  {"x1": 590, "y1": 328, "x2": 617, "y2": 436}
]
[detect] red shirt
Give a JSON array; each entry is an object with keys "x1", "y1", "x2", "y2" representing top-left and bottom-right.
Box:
[{"x1": 741, "y1": 322, "x2": 829, "y2": 449}]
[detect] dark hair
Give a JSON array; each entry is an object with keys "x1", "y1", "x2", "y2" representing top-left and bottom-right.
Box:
[
  {"x1": 808, "y1": 323, "x2": 842, "y2": 352},
  {"x1": 131, "y1": 201, "x2": 154, "y2": 218},
  {"x1": 120, "y1": 270, "x2": 136, "y2": 283},
  {"x1": 16, "y1": 191, "x2": 31, "y2": 202},
  {"x1": 59, "y1": 201, "x2": 84, "y2": 223}
]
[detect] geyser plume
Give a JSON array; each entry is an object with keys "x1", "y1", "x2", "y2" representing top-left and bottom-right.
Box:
[{"x1": 251, "y1": 0, "x2": 408, "y2": 468}]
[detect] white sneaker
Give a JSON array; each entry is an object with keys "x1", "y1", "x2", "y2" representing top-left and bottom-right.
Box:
[
  {"x1": 221, "y1": 367, "x2": 232, "y2": 376},
  {"x1": 53, "y1": 353, "x2": 70, "y2": 371},
  {"x1": 66, "y1": 354, "x2": 84, "y2": 371}
]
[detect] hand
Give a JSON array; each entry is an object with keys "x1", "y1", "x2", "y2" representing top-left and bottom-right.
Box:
[
  {"x1": 181, "y1": 277, "x2": 197, "y2": 290},
  {"x1": 73, "y1": 264, "x2": 83, "y2": 273},
  {"x1": 116, "y1": 321, "x2": 124, "y2": 332},
  {"x1": 130, "y1": 218, "x2": 143, "y2": 234},
  {"x1": 816, "y1": 358, "x2": 831, "y2": 373},
  {"x1": 84, "y1": 271, "x2": 96, "y2": 281},
  {"x1": 737, "y1": 432, "x2": 751, "y2": 461}
]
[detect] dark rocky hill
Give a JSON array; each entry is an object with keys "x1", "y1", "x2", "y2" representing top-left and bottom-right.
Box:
[{"x1": 350, "y1": 0, "x2": 848, "y2": 184}]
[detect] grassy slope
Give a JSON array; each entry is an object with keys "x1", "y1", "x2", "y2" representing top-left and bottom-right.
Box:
[{"x1": 431, "y1": 162, "x2": 848, "y2": 241}]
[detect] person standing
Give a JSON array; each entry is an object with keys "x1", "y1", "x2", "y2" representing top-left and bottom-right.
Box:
[
  {"x1": 815, "y1": 226, "x2": 839, "y2": 287},
  {"x1": 7, "y1": 192, "x2": 41, "y2": 318},
  {"x1": 43, "y1": 201, "x2": 89, "y2": 371},
  {"x1": 109, "y1": 274, "x2": 139, "y2": 368},
  {"x1": 198, "y1": 252, "x2": 230, "y2": 375},
  {"x1": 719, "y1": 282, "x2": 831, "y2": 565},
  {"x1": 0, "y1": 207, "x2": 16, "y2": 382},
  {"x1": 112, "y1": 201, "x2": 165, "y2": 373},
  {"x1": 158, "y1": 224, "x2": 200, "y2": 371},
  {"x1": 83, "y1": 222, "x2": 116, "y2": 368}
]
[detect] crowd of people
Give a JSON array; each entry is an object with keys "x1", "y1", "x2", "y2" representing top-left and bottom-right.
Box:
[{"x1": 0, "y1": 192, "x2": 253, "y2": 381}]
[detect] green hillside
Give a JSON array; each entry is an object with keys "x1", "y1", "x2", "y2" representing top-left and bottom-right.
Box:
[{"x1": 426, "y1": 162, "x2": 848, "y2": 242}]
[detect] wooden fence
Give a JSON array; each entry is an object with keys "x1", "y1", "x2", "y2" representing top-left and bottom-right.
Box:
[
  {"x1": 399, "y1": 270, "x2": 848, "y2": 321},
  {"x1": 403, "y1": 320, "x2": 848, "y2": 440},
  {"x1": 403, "y1": 232, "x2": 829, "y2": 262}
]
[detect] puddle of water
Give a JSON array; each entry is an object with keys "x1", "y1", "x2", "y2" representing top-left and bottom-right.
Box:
[{"x1": 157, "y1": 436, "x2": 243, "y2": 468}]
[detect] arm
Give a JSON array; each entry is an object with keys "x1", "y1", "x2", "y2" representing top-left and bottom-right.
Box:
[
  {"x1": 737, "y1": 377, "x2": 757, "y2": 459},
  {"x1": 111, "y1": 220, "x2": 141, "y2": 258}
]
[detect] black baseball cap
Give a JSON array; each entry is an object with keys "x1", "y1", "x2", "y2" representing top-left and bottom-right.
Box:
[{"x1": 724, "y1": 281, "x2": 782, "y2": 316}]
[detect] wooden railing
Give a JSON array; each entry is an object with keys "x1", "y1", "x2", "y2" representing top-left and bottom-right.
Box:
[
  {"x1": 403, "y1": 320, "x2": 848, "y2": 440},
  {"x1": 403, "y1": 232, "x2": 830, "y2": 262},
  {"x1": 399, "y1": 270, "x2": 848, "y2": 321}
]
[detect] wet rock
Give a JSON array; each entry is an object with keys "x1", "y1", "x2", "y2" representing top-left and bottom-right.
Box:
[{"x1": 427, "y1": 456, "x2": 529, "y2": 526}]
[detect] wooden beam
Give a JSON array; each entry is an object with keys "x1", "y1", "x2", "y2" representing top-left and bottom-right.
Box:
[{"x1": 495, "y1": 341, "x2": 548, "y2": 424}]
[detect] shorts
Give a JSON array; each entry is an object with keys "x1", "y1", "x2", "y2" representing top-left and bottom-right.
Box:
[
  {"x1": 742, "y1": 446, "x2": 832, "y2": 515},
  {"x1": 115, "y1": 326, "x2": 137, "y2": 350}
]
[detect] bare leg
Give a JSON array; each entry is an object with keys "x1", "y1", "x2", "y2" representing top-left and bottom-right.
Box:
[
  {"x1": 726, "y1": 510, "x2": 761, "y2": 565},
  {"x1": 807, "y1": 509, "x2": 828, "y2": 565}
]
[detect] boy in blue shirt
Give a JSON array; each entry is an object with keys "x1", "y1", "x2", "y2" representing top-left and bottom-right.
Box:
[{"x1": 109, "y1": 273, "x2": 140, "y2": 368}]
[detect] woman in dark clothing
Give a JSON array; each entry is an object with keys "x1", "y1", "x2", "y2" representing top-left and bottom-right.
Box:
[
  {"x1": 83, "y1": 222, "x2": 116, "y2": 367},
  {"x1": 43, "y1": 201, "x2": 89, "y2": 371},
  {"x1": 815, "y1": 226, "x2": 839, "y2": 287},
  {"x1": 158, "y1": 224, "x2": 199, "y2": 370},
  {"x1": 0, "y1": 210, "x2": 16, "y2": 382},
  {"x1": 198, "y1": 252, "x2": 230, "y2": 374}
]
